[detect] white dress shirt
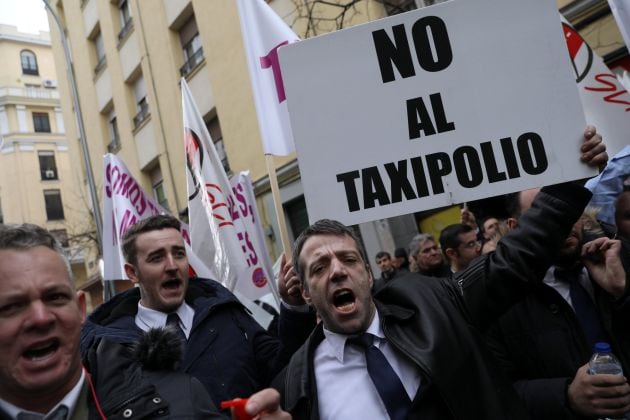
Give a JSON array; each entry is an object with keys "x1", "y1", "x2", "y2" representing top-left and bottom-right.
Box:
[
  {"x1": 314, "y1": 311, "x2": 421, "y2": 420},
  {"x1": 0, "y1": 370, "x2": 85, "y2": 420},
  {"x1": 543, "y1": 266, "x2": 596, "y2": 309},
  {"x1": 135, "y1": 301, "x2": 195, "y2": 339}
]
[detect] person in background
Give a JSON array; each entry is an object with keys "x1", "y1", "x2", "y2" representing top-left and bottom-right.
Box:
[
  {"x1": 393, "y1": 247, "x2": 410, "y2": 272},
  {"x1": 439, "y1": 223, "x2": 482, "y2": 274},
  {"x1": 407, "y1": 233, "x2": 450, "y2": 277}
]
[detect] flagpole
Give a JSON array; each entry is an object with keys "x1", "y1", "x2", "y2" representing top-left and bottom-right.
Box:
[{"x1": 265, "y1": 155, "x2": 292, "y2": 261}]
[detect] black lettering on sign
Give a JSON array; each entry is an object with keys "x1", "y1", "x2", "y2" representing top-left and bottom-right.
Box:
[
  {"x1": 362, "y1": 167, "x2": 390, "y2": 209},
  {"x1": 453, "y1": 146, "x2": 483, "y2": 188},
  {"x1": 480, "y1": 141, "x2": 507, "y2": 183},
  {"x1": 336, "y1": 170, "x2": 361, "y2": 212},
  {"x1": 407, "y1": 92, "x2": 455, "y2": 139},
  {"x1": 372, "y1": 24, "x2": 415, "y2": 83},
  {"x1": 517, "y1": 132, "x2": 548, "y2": 175},
  {"x1": 372, "y1": 16, "x2": 453, "y2": 83},
  {"x1": 410, "y1": 156, "x2": 430, "y2": 197},
  {"x1": 384, "y1": 160, "x2": 417, "y2": 203},
  {"x1": 500, "y1": 137, "x2": 521, "y2": 179},
  {"x1": 425, "y1": 152, "x2": 452, "y2": 194},
  {"x1": 411, "y1": 16, "x2": 453, "y2": 72}
]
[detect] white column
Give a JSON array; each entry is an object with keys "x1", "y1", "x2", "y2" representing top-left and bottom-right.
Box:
[
  {"x1": 16, "y1": 105, "x2": 28, "y2": 133},
  {"x1": 55, "y1": 107, "x2": 65, "y2": 133},
  {"x1": 0, "y1": 106, "x2": 9, "y2": 135}
]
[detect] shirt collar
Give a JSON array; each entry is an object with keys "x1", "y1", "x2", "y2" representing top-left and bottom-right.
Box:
[
  {"x1": 0, "y1": 370, "x2": 85, "y2": 419},
  {"x1": 322, "y1": 310, "x2": 383, "y2": 363},
  {"x1": 136, "y1": 301, "x2": 195, "y2": 336}
]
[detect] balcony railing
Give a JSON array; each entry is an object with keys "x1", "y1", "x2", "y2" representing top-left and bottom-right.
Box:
[
  {"x1": 117, "y1": 17, "x2": 134, "y2": 43},
  {"x1": 0, "y1": 86, "x2": 59, "y2": 100},
  {"x1": 180, "y1": 48, "x2": 204, "y2": 78},
  {"x1": 133, "y1": 101, "x2": 150, "y2": 129}
]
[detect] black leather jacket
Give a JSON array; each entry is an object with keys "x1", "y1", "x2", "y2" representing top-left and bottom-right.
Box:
[{"x1": 273, "y1": 183, "x2": 592, "y2": 419}]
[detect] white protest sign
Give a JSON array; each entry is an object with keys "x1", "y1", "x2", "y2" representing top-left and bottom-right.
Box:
[{"x1": 279, "y1": 0, "x2": 593, "y2": 225}]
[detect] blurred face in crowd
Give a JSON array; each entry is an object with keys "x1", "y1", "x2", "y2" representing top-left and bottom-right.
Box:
[
  {"x1": 615, "y1": 192, "x2": 630, "y2": 239},
  {"x1": 125, "y1": 227, "x2": 189, "y2": 313},
  {"x1": 300, "y1": 234, "x2": 376, "y2": 335},
  {"x1": 376, "y1": 254, "x2": 393, "y2": 274},
  {"x1": 482, "y1": 218, "x2": 499, "y2": 240},
  {"x1": 451, "y1": 231, "x2": 481, "y2": 272},
  {"x1": 416, "y1": 239, "x2": 443, "y2": 271},
  {"x1": 0, "y1": 246, "x2": 86, "y2": 413}
]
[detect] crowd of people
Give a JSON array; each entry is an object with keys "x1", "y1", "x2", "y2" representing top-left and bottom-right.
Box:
[{"x1": 0, "y1": 125, "x2": 629, "y2": 419}]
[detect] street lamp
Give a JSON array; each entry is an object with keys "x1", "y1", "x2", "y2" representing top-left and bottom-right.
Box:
[{"x1": 42, "y1": 0, "x2": 116, "y2": 301}]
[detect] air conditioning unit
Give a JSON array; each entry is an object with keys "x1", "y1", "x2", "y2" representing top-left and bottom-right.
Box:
[
  {"x1": 43, "y1": 79, "x2": 58, "y2": 88},
  {"x1": 45, "y1": 169, "x2": 56, "y2": 179}
]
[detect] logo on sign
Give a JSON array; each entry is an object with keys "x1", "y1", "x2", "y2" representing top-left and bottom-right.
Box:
[{"x1": 252, "y1": 267, "x2": 267, "y2": 288}]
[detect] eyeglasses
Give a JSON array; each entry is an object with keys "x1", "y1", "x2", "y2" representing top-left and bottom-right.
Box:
[{"x1": 460, "y1": 240, "x2": 481, "y2": 249}]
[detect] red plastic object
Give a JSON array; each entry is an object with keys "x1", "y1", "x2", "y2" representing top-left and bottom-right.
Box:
[{"x1": 220, "y1": 398, "x2": 252, "y2": 420}]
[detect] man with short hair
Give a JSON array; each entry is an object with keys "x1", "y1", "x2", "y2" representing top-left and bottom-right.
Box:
[
  {"x1": 439, "y1": 223, "x2": 482, "y2": 274},
  {"x1": 0, "y1": 223, "x2": 292, "y2": 420},
  {"x1": 481, "y1": 216, "x2": 500, "y2": 241},
  {"x1": 407, "y1": 233, "x2": 450, "y2": 277},
  {"x1": 373, "y1": 251, "x2": 400, "y2": 292},
  {"x1": 272, "y1": 127, "x2": 611, "y2": 419},
  {"x1": 80, "y1": 215, "x2": 314, "y2": 408}
]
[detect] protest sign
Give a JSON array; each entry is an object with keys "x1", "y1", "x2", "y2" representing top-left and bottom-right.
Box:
[{"x1": 279, "y1": 0, "x2": 592, "y2": 225}]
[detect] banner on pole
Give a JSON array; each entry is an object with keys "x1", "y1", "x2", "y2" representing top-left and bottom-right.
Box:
[{"x1": 236, "y1": 0, "x2": 299, "y2": 156}]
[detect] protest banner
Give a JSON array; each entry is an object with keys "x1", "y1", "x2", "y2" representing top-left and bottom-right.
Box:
[
  {"x1": 279, "y1": 0, "x2": 593, "y2": 225},
  {"x1": 561, "y1": 15, "x2": 630, "y2": 158},
  {"x1": 183, "y1": 80, "x2": 280, "y2": 305}
]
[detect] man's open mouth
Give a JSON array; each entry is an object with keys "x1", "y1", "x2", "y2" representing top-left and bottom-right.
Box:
[
  {"x1": 333, "y1": 289, "x2": 356, "y2": 312},
  {"x1": 23, "y1": 339, "x2": 59, "y2": 361},
  {"x1": 162, "y1": 279, "x2": 182, "y2": 290}
]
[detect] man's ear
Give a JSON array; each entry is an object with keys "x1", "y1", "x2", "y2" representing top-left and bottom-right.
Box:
[
  {"x1": 445, "y1": 248, "x2": 457, "y2": 260},
  {"x1": 124, "y1": 263, "x2": 139, "y2": 285},
  {"x1": 301, "y1": 283, "x2": 312, "y2": 306},
  {"x1": 506, "y1": 217, "x2": 518, "y2": 231}
]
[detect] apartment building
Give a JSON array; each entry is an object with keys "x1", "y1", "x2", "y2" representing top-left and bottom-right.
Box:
[{"x1": 0, "y1": 24, "x2": 101, "y2": 307}]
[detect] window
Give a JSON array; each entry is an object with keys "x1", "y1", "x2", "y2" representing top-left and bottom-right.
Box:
[
  {"x1": 50, "y1": 229, "x2": 69, "y2": 247},
  {"x1": 94, "y1": 30, "x2": 106, "y2": 74},
  {"x1": 39, "y1": 151, "x2": 58, "y2": 180},
  {"x1": 21, "y1": 50, "x2": 39, "y2": 75},
  {"x1": 150, "y1": 166, "x2": 169, "y2": 210},
  {"x1": 44, "y1": 189, "x2": 64, "y2": 220},
  {"x1": 107, "y1": 109, "x2": 120, "y2": 152},
  {"x1": 179, "y1": 17, "x2": 204, "y2": 77},
  {"x1": 132, "y1": 76, "x2": 150, "y2": 128},
  {"x1": 33, "y1": 112, "x2": 51, "y2": 133},
  {"x1": 117, "y1": 0, "x2": 133, "y2": 41},
  {"x1": 385, "y1": 0, "x2": 417, "y2": 15},
  {"x1": 205, "y1": 115, "x2": 230, "y2": 174},
  {"x1": 285, "y1": 196, "x2": 309, "y2": 240}
]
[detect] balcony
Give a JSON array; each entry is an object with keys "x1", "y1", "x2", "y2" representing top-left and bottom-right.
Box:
[
  {"x1": 180, "y1": 48, "x2": 204, "y2": 78},
  {"x1": 133, "y1": 101, "x2": 150, "y2": 129},
  {"x1": 0, "y1": 86, "x2": 60, "y2": 100}
]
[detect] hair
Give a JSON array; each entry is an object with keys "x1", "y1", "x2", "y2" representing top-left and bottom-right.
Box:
[
  {"x1": 122, "y1": 214, "x2": 181, "y2": 265},
  {"x1": 504, "y1": 192, "x2": 522, "y2": 219},
  {"x1": 407, "y1": 233, "x2": 435, "y2": 259},
  {"x1": 394, "y1": 247, "x2": 410, "y2": 269},
  {"x1": 292, "y1": 219, "x2": 369, "y2": 285},
  {"x1": 480, "y1": 216, "x2": 498, "y2": 233},
  {"x1": 375, "y1": 251, "x2": 390, "y2": 261},
  {"x1": 439, "y1": 223, "x2": 474, "y2": 254},
  {"x1": 0, "y1": 223, "x2": 73, "y2": 282}
]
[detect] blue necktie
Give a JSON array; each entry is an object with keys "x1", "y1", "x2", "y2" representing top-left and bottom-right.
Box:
[
  {"x1": 166, "y1": 313, "x2": 187, "y2": 343},
  {"x1": 348, "y1": 333, "x2": 411, "y2": 420},
  {"x1": 557, "y1": 268, "x2": 607, "y2": 349}
]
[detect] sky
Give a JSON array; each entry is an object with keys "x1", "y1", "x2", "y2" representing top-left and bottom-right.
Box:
[{"x1": 0, "y1": 0, "x2": 49, "y2": 34}]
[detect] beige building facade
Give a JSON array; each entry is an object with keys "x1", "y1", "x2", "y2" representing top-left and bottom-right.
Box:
[
  {"x1": 47, "y1": 0, "x2": 629, "y2": 277},
  {"x1": 0, "y1": 24, "x2": 101, "y2": 307}
]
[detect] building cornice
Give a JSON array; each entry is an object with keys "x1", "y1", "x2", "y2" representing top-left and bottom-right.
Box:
[{"x1": 0, "y1": 33, "x2": 51, "y2": 46}]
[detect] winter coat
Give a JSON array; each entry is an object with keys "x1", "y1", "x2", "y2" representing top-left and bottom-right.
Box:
[
  {"x1": 81, "y1": 277, "x2": 315, "y2": 407},
  {"x1": 272, "y1": 183, "x2": 592, "y2": 419}
]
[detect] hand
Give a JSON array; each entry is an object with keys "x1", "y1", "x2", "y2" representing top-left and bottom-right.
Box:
[
  {"x1": 582, "y1": 237, "x2": 626, "y2": 298},
  {"x1": 460, "y1": 207, "x2": 478, "y2": 230},
  {"x1": 278, "y1": 253, "x2": 305, "y2": 306},
  {"x1": 567, "y1": 364, "x2": 630, "y2": 418},
  {"x1": 244, "y1": 388, "x2": 291, "y2": 420},
  {"x1": 580, "y1": 125, "x2": 608, "y2": 170}
]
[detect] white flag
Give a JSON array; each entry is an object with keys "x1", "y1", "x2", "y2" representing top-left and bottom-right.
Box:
[
  {"x1": 102, "y1": 153, "x2": 216, "y2": 281},
  {"x1": 182, "y1": 80, "x2": 278, "y2": 303},
  {"x1": 609, "y1": 0, "x2": 630, "y2": 51},
  {"x1": 236, "y1": 0, "x2": 299, "y2": 156},
  {"x1": 561, "y1": 15, "x2": 630, "y2": 158}
]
